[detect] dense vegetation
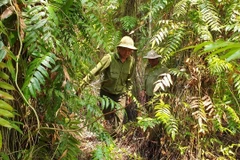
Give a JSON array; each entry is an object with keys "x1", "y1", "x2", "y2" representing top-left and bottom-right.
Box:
[{"x1": 0, "y1": 0, "x2": 240, "y2": 159}]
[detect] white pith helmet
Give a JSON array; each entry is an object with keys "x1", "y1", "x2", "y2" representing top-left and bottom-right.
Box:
[
  {"x1": 143, "y1": 50, "x2": 162, "y2": 59},
  {"x1": 117, "y1": 36, "x2": 137, "y2": 50}
]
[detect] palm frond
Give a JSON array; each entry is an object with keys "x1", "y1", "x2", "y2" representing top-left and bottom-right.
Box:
[
  {"x1": 120, "y1": 16, "x2": 137, "y2": 32},
  {"x1": 162, "y1": 27, "x2": 186, "y2": 61},
  {"x1": 194, "y1": 23, "x2": 213, "y2": 41},
  {"x1": 232, "y1": 73, "x2": 240, "y2": 98},
  {"x1": 0, "y1": 44, "x2": 22, "y2": 134},
  {"x1": 99, "y1": 95, "x2": 121, "y2": 111},
  {"x1": 190, "y1": 97, "x2": 208, "y2": 134},
  {"x1": 198, "y1": 0, "x2": 221, "y2": 32},
  {"x1": 224, "y1": 105, "x2": 240, "y2": 133},
  {"x1": 155, "y1": 101, "x2": 178, "y2": 140},
  {"x1": 173, "y1": 0, "x2": 189, "y2": 17},
  {"x1": 207, "y1": 56, "x2": 233, "y2": 75},
  {"x1": 225, "y1": 3, "x2": 240, "y2": 32},
  {"x1": 169, "y1": 68, "x2": 189, "y2": 79},
  {"x1": 154, "y1": 73, "x2": 173, "y2": 92},
  {"x1": 21, "y1": 52, "x2": 56, "y2": 99}
]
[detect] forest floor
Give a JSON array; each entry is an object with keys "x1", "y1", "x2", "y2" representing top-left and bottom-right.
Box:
[{"x1": 77, "y1": 123, "x2": 149, "y2": 160}]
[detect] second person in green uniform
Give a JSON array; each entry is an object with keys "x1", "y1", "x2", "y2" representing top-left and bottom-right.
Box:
[{"x1": 140, "y1": 50, "x2": 168, "y2": 103}]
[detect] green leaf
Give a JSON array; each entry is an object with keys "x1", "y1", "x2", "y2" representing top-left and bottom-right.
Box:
[
  {"x1": 0, "y1": 81, "x2": 15, "y2": 90},
  {"x1": 33, "y1": 19, "x2": 48, "y2": 30},
  {"x1": 48, "y1": 6, "x2": 59, "y2": 25},
  {"x1": 41, "y1": 59, "x2": 52, "y2": 68},
  {"x1": 0, "y1": 152, "x2": 10, "y2": 160},
  {"x1": 28, "y1": 83, "x2": 36, "y2": 98},
  {"x1": 0, "y1": 131, "x2": 2, "y2": 150},
  {"x1": 46, "y1": 54, "x2": 56, "y2": 64},
  {"x1": 30, "y1": 11, "x2": 46, "y2": 22},
  {"x1": 0, "y1": 90, "x2": 14, "y2": 100},
  {"x1": 0, "y1": 108, "x2": 14, "y2": 118},
  {"x1": 0, "y1": 100, "x2": 13, "y2": 111},
  {"x1": 6, "y1": 60, "x2": 15, "y2": 80},
  {"x1": 0, "y1": 117, "x2": 12, "y2": 128},
  {"x1": 0, "y1": 0, "x2": 9, "y2": 7},
  {"x1": 204, "y1": 40, "x2": 229, "y2": 52},
  {"x1": 0, "y1": 42, "x2": 7, "y2": 62},
  {"x1": 24, "y1": 32, "x2": 37, "y2": 48},
  {"x1": 0, "y1": 71, "x2": 9, "y2": 80},
  {"x1": 10, "y1": 123, "x2": 23, "y2": 134},
  {"x1": 37, "y1": 65, "x2": 49, "y2": 78},
  {"x1": 226, "y1": 50, "x2": 240, "y2": 62},
  {"x1": 31, "y1": 77, "x2": 41, "y2": 91},
  {"x1": 34, "y1": 71, "x2": 45, "y2": 84},
  {"x1": 0, "y1": 62, "x2": 6, "y2": 69}
]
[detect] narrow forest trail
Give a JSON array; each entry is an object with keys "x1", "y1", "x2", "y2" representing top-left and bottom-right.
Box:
[{"x1": 77, "y1": 124, "x2": 149, "y2": 160}]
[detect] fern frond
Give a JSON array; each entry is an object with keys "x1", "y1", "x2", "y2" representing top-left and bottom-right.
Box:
[
  {"x1": 22, "y1": 52, "x2": 56, "y2": 99},
  {"x1": 153, "y1": 73, "x2": 173, "y2": 92},
  {"x1": 137, "y1": 116, "x2": 159, "y2": 132},
  {"x1": 195, "y1": 23, "x2": 213, "y2": 41},
  {"x1": 151, "y1": 27, "x2": 169, "y2": 46},
  {"x1": 151, "y1": 21, "x2": 183, "y2": 47},
  {"x1": 232, "y1": 73, "x2": 240, "y2": 98},
  {"x1": 202, "y1": 95, "x2": 215, "y2": 117},
  {"x1": 92, "y1": 144, "x2": 114, "y2": 160},
  {"x1": 57, "y1": 133, "x2": 81, "y2": 160},
  {"x1": 191, "y1": 97, "x2": 208, "y2": 134},
  {"x1": 225, "y1": 3, "x2": 240, "y2": 31},
  {"x1": 120, "y1": 16, "x2": 137, "y2": 32},
  {"x1": 224, "y1": 105, "x2": 240, "y2": 133},
  {"x1": 213, "y1": 113, "x2": 224, "y2": 133},
  {"x1": 151, "y1": 0, "x2": 167, "y2": 14},
  {"x1": 162, "y1": 27, "x2": 185, "y2": 61},
  {"x1": 190, "y1": 96, "x2": 215, "y2": 135},
  {"x1": 99, "y1": 96, "x2": 121, "y2": 111},
  {"x1": 173, "y1": 0, "x2": 189, "y2": 17},
  {"x1": 0, "y1": 45, "x2": 22, "y2": 133},
  {"x1": 198, "y1": 0, "x2": 221, "y2": 32},
  {"x1": 169, "y1": 68, "x2": 189, "y2": 79},
  {"x1": 207, "y1": 56, "x2": 233, "y2": 75},
  {"x1": 155, "y1": 101, "x2": 178, "y2": 140}
]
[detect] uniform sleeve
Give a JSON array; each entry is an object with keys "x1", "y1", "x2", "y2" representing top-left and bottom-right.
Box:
[
  {"x1": 126, "y1": 56, "x2": 135, "y2": 91},
  {"x1": 82, "y1": 54, "x2": 111, "y2": 84}
]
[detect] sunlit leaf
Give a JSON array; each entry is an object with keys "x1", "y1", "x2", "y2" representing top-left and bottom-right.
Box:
[
  {"x1": 0, "y1": 100, "x2": 13, "y2": 111},
  {"x1": 37, "y1": 65, "x2": 49, "y2": 78},
  {"x1": 0, "y1": 41, "x2": 7, "y2": 62},
  {"x1": 0, "y1": 117, "x2": 12, "y2": 128},
  {"x1": 34, "y1": 71, "x2": 45, "y2": 84},
  {"x1": 0, "y1": 132, "x2": 2, "y2": 150},
  {"x1": 41, "y1": 59, "x2": 52, "y2": 68},
  {"x1": 226, "y1": 50, "x2": 240, "y2": 62},
  {"x1": 28, "y1": 83, "x2": 36, "y2": 98},
  {"x1": 30, "y1": 77, "x2": 41, "y2": 91},
  {"x1": 0, "y1": 90, "x2": 14, "y2": 100},
  {"x1": 0, "y1": 109, "x2": 14, "y2": 118},
  {"x1": 0, "y1": 81, "x2": 15, "y2": 90},
  {"x1": 0, "y1": 71, "x2": 9, "y2": 80},
  {"x1": 0, "y1": 0, "x2": 9, "y2": 7}
]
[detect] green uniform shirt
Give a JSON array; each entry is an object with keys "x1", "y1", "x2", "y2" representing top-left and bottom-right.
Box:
[
  {"x1": 83, "y1": 52, "x2": 134, "y2": 95},
  {"x1": 143, "y1": 64, "x2": 168, "y2": 96}
]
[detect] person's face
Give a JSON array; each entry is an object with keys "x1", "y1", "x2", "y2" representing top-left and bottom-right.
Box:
[
  {"x1": 148, "y1": 58, "x2": 159, "y2": 67},
  {"x1": 118, "y1": 47, "x2": 134, "y2": 59}
]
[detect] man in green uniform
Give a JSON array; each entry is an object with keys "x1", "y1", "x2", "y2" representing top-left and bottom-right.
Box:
[
  {"x1": 140, "y1": 50, "x2": 168, "y2": 103},
  {"x1": 79, "y1": 36, "x2": 137, "y2": 131}
]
